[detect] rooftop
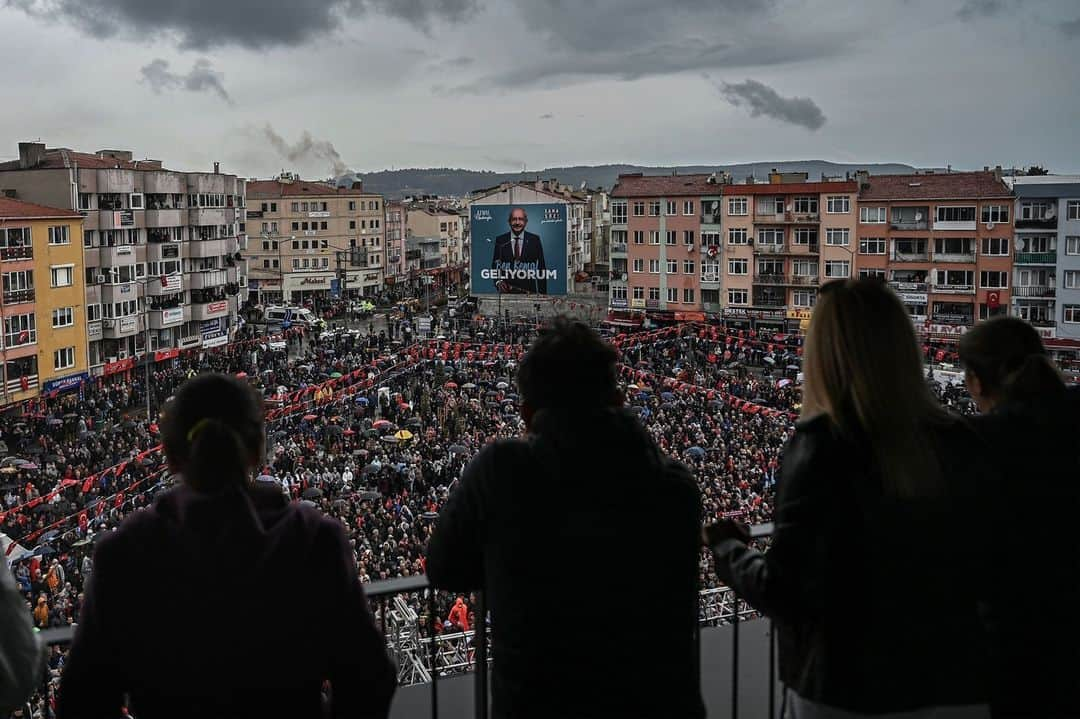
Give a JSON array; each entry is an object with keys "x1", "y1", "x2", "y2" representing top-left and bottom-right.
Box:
[
  {"x1": 0, "y1": 196, "x2": 82, "y2": 220},
  {"x1": 0, "y1": 144, "x2": 175, "y2": 173},
  {"x1": 721, "y1": 180, "x2": 858, "y2": 195},
  {"x1": 610, "y1": 173, "x2": 718, "y2": 198},
  {"x1": 859, "y1": 171, "x2": 1012, "y2": 201},
  {"x1": 246, "y1": 178, "x2": 374, "y2": 198}
]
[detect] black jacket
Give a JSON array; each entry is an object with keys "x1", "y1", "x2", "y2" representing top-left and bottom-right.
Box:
[
  {"x1": 969, "y1": 386, "x2": 1080, "y2": 718},
  {"x1": 491, "y1": 230, "x2": 548, "y2": 294},
  {"x1": 426, "y1": 407, "x2": 704, "y2": 719},
  {"x1": 711, "y1": 413, "x2": 991, "y2": 713},
  {"x1": 58, "y1": 481, "x2": 396, "y2": 719}
]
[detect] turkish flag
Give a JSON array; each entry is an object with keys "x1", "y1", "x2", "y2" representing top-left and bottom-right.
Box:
[{"x1": 988, "y1": 291, "x2": 1000, "y2": 310}]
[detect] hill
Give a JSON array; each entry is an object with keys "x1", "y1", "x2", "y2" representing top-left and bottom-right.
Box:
[{"x1": 357, "y1": 161, "x2": 921, "y2": 198}]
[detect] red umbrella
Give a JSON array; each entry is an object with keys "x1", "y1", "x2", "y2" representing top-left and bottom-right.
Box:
[
  {"x1": 235, "y1": 371, "x2": 248, "y2": 378},
  {"x1": 372, "y1": 419, "x2": 392, "y2": 429},
  {"x1": 343, "y1": 428, "x2": 355, "y2": 436},
  {"x1": 302, "y1": 414, "x2": 317, "y2": 421},
  {"x1": 444, "y1": 381, "x2": 458, "y2": 389}
]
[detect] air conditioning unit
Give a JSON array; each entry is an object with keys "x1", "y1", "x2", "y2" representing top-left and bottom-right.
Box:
[
  {"x1": 106, "y1": 356, "x2": 117, "y2": 364},
  {"x1": 96, "y1": 274, "x2": 107, "y2": 284}
]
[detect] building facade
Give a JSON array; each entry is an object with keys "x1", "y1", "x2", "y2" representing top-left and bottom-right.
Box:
[
  {"x1": 405, "y1": 205, "x2": 466, "y2": 296},
  {"x1": 0, "y1": 143, "x2": 246, "y2": 369},
  {"x1": 855, "y1": 170, "x2": 1014, "y2": 341},
  {"x1": 1003, "y1": 175, "x2": 1080, "y2": 342},
  {"x1": 385, "y1": 200, "x2": 406, "y2": 289},
  {"x1": 246, "y1": 174, "x2": 384, "y2": 304},
  {"x1": 0, "y1": 198, "x2": 88, "y2": 406}
]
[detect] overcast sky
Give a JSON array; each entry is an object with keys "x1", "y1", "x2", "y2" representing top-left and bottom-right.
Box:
[{"x1": 1, "y1": 0, "x2": 1077, "y2": 178}]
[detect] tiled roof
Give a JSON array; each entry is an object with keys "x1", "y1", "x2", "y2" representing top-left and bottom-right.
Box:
[
  {"x1": 0, "y1": 197, "x2": 81, "y2": 220},
  {"x1": 246, "y1": 179, "x2": 373, "y2": 198},
  {"x1": 859, "y1": 172, "x2": 1012, "y2": 201},
  {"x1": 610, "y1": 174, "x2": 718, "y2": 198},
  {"x1": 721, "y1": 181, "x2": 858, "y2": 195},
  {"x1": 0, "y1": 149, "x2": 171, "y2": 172}
]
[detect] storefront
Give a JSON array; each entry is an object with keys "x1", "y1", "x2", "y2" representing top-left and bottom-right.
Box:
[
  {"x1": 785, "y1": 308, "x2": 812, "y2": 333},
  {"x1": 721, "y1": 307, "x2": 786, "y2": 332}
]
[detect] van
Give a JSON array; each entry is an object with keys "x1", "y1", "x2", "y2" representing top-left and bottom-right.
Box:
[{"x1": 263, "y1": 306, "x2": 321, "y2": 329}]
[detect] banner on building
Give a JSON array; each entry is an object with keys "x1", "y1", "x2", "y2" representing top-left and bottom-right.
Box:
[
  {"x1": 162, "y1": 307, "x2": 184, "y2": 326},
  {"x1": 470, "y1": 203, "x2": 567, "y2": 296}
]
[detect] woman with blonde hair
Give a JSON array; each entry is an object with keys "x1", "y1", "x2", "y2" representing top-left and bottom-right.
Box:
[{"x1": 705, "y1": 278, "x2": 991, "y2": 717}]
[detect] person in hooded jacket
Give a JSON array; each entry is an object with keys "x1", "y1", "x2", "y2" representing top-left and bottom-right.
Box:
[
  {"x1": 58, "y1": 373, "x2": 396, "y2": 719},
  {"x1": 426, "y1": 317, "x2": 704, "y2": 719},
  {"x1": 958, "y1": 317, "x2": 1080, "y2": 718}
]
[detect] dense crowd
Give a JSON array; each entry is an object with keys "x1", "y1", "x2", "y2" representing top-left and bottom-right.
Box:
[{"x1": 1, "y1": 314, "x2": 984, "y2": 717}]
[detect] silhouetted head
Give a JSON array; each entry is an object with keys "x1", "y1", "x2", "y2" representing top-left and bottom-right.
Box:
[
  {"x1": 802, "y1": 278, "x2": 949, "y2": 497},
  {"x1": 160, "y1": 373, "x2": 264, "y2": 493},
  {"x1": 959, "y1": 316, "x2": 1063, "y2": 412},
  {"x1": 517, "y1": 316, "x2": 620, "y2": 426}
]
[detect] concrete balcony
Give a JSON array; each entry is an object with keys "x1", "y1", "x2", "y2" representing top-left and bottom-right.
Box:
[
  {"x1": 189, "y1": 207, "x2": 229, "y2": 226},
  {"x1": 147, "y1": 307, "x2": 185, "y2": 329},
  {"x1": 703, "y1": 301, "x2": 723, "y2": 313},
  {"x1": 101, "y1": 315, "x2": 143, "y2": 339},
  {"x1": 932, "y1": 220, "x2": 976, "y2": 232},
  {"x1": 890, "y1": 220, "x2": 929, "y2": 231},
  {"x1": 146, "y1": 274, "x2": 183, "y2": 296},
  {"x1": 144, "y1": 208, "x2": 184, "y2": 227},
  {"x1": 145, "y1": 242, "x2": 181, "y2": 263},
  {"x1": 932, "y1": 252, "x2": 976, "y2": 264},
  {"x1": 754, "y1": 211, "x2": 820, "y2": 224},
  {"x1": 610, "y1": 243, "x2": 628, "y2": 255},
  {"x1": 2, "y1": 289, "x2": 35, "y2": 305},
  {"x1": 99, "y1": 244, "x2": 145, "y2": 265},
  {"x1": 1015, "y1": 217, "x2": 1057, "y2": 230},
  {"x1": 83, "y1": 247, "x2": 101, "y2": 268},
  {"x1": 700, "y1": 274, "x2": 721, "y2": 288},
  {"x1": 890, "y1": 251, "x2": 930, "y2": 263},
  {"x1": 1015, "y1": 252, "x2": 1056, "y2": 265},
  {"x1": 188, "y1": 299, "x2": 230, "y2": 321},
  {"x1": 97, "y1": 209, "x2": 139, "y2": 230},
  {"x1": 100, "y1": 283, "x2": 144, "y2": 304},
  {"x1": 186, "y1": 238, "x2": 228, "y2": 259},
  {"x1": 753, "y1": 274, "x2": 818, "y2": 287},
  {"x1": 143, "y1": 172, "x2": 186, "y2": 195},
  {"x1": 0, "y1": 246, "x2": 33, "y2": 262},
  {"x1": 187, "y1": 269, "x2": 230, "y2": 290},
  {"x1": 94, "y1": 168, "x2": 135, "y2": 194},
  {"x1": 1012, "y1": 286, "x2": 1056, "y2": 298},
  {"x1": 931, "y1": 284, "x2": 976, "y2": 295}
]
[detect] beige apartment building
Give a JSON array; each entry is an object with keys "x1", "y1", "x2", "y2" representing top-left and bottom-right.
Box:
[
  {"x1": 405, "y1": 204, "x2": 466, "y2": 293},
  {"x1": 246, "y1": 174, "x2": 385, "y2": 304}
]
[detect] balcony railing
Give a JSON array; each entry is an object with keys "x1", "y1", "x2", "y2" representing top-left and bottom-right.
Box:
[
  {"x1": 932, "y1": 252, "x2": 976, "y2": 264},
  {"x1": 1015, "y1": 252, "x2": 1056, "y2": 265},
  {"x1": 1015, "y1": 217, "x2": 1057, "y2": 230},
  {"x1": 752, "y1": 244, "x2": 787, "y2": 255},
  {"x1": 931, "y1": 283, "x2": 976, "y2": 294},
  {"x1": 752, "y1": 274, "x2": 818, "y2": 287},
  {"x1": 890, "y1": 220, "x2": 929, "y2": 231},
  {"x1": 751, "y1": 296, "x2": 786, "y2": 308},
  {"x1": 890, "y1": 251, "x2": 929, "y2": 263},
  {"x1": 700, "y1": 273, "x2": 720, "y2": 283},
  {"x1": 889, "y1": 281, "x2": 929, "y2": 293},
  {"x1": 611, "y1": 243, "x2": 628, "y2": 254},
  {"x1": 2, "y1": 288, "x2": 34, "y2": 304},
  {"x1": 1012, "y1": 286, "x2": 1056, "y2": 298},
  {"x1": 4, "y1": 374, "x2": 37, "y2": 395},
  {"x1": 754, "y1": 211, "x2": 819, "y2": 224},
  {"x1": 0, "y1": 246, "x2": 32, "y2": 261}
]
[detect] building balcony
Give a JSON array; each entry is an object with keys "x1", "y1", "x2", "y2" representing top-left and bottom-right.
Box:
[
  {"x1": 186, "y1": 238, "x2": 228, "y2": 259},
  {"x1": 101, "y1": 315, "x2": 143, "y2": 338},
  {"x1": 611, "y1": 243, "x2": 628, "y2": 255},
  {"x1": 702, "y1": 301, "x2": 723, "y2": 313},
  {"x1": 147, "y1": 307, "x2": 185, "y2": 330},
  {"x1": 889, "y1": 281, "x2": 930, "y2": 293},
  {"x1": 752, "y1": 244, "x2": 787, "y2": 255},
  {"x1": 189, "y1": 207, "x2": 228, "y2": 226},
  {"x1": 144, "y1": 208, "x2": 184, "y2": 227},
  {"x1": 143, "y1": 171, "x2": 186, "y2": 195},
  {"x1": 2, "y1": 289, "x2": 34, "y2": 305},
  {"x1": 97, "y1": 209, "x2": 138, "y2": 230},
  {"x1": 99, "y1": 244, "x2": 145, "y2": 265},
  {"x1": 146, "y1": 274, "x2": 184, "y2": 296},
  {"x1": 187, "y1": 269, "x2": 231, "y2": 290},
  {"x1": 700, "y1": 274, "x2": 721, "y2": 287},
  {"x1": 753, "y1": 274, "x2": 819, "y2": 287},
  {"x1": 188, "y1": 299, "x2": 230, "y2": 321},
  {"x1": 890, "y1": 251, "x2": 930, "y2": 263},
  {"x1": 751, "y1": 296, "x2": 786, "y2": 308},
  {"x1": 931, "y1": 284, "x2": 976, "y2": 295},
  {"x1": 754, "y1": 211, "x2": 820, "y2": 224},
  {"x1": 0, "y1": 246, "x2": 33, "y2": 262},
  {"x1": 890, "y1": 220, "x2": 929, "y2": 231},
  {"x1": 1012, "y1": 286, "x2": 1056, "y2": 298},
  {"x1": 1015, "y1": 217, "x2": 1057, "y2": 230},
  {"x1": 932, "y1": 252, "x2": 976, "y2": 264},
  {"x1": 932, "y1": 220, "x2": 977, "y2": 232},
  {"x1": 1015, "y1": 252, "x2": 1056, "y2": 265}
]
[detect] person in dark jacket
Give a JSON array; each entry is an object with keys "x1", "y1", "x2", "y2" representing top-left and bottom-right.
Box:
[
  {"x1": 705, "y1": 279, "x2": 991, "y2": 717},
  {"x1": 426, "y1": 317, "x2": 704, "y2": 719},
  {"x1": 959, "y1": 317, "x2": 1080, "y2": 718},
  {"x1": 58, "y1": 373, "x2": 395, "y2": 719}
]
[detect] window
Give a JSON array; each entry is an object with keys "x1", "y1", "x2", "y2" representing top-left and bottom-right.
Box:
[
  {"x1": 648, "y1": 287, "x2": 660, "y2": 301},
  {"x1": 728, "y1": 197, "x2": 748, "y2": 216},
  {"x1": 757, "y1": 258, "x2": 783, "y2": 276},
  {"x1": 683, "y1": 200, "x2": 694, "y2": 216},
  {"x1": 1068, "y1": 201, "x2": 1080, "y2": 220},
  {"x1": 649, "y1": 259, "x2": 660, "y2": 274},
  {"x1": 1064, "y1": 305, "x2": 1080, "y2": 324},
  {"x1": 982, "y1": 237, "x2": 1010, "y2": 256},
  {"x1": 129, "y1": 193, "x2": 144, "y2": 210},
  {"x1": 78, "y1": 193, "x2": 91, "y2": 210},
  {"x1": 633, "y1": 230, "x2": 644, "y2": 245},
  {"x1": 270, "y1": 203, "x2": 277, "y2": 212},
  {"x1": 936, "y1": 206, "x2": 976, "y2": 222},
  {"x1": 982, "y1": 205, "x2": 1010, "y2": 224},
  {"x1": 291, "y1": 222, "x2": 299, "y2": 231},
  {"x1": 667, "y1": 288, "x2": 679, "y2": 303},
  {"x1": 632, "y1": 201, "x2": 645, "y2": 217},
  {"x1": 648, "y1": 201, "x2": 661, "y2": 217},
  {"x1": 859, "y1": 238, "x2": 886, "y2": 254},
  {"x1": 667, "y1": 260, "x2": 678, "y2": 273},
  {"x1": 666, "y1": 201, "x2": 677, "y2": 216},
  {"x1": 701, "y1": 232, "x2": 721, "y2": 247},
  {"x1": 792, "y1": 259, "x2": 817, "y2": 278},
  {"x1": 4, "y1": 313, "x2": 35, "y2": 347},
  {"x1": 826, "y1": 196, "x2": 850, "y2": 213},
  {"x1": 859, "y1": 268, "x2": 886, "y2": 280},
  {"x1": 980, "y1": 271, "x2": 1008, "y2": 288},
  {"x1": 649, "y1": 231, "x2": 660, "y2": 245},
  {"x1": 48, "y1": 226, "x2": 70, "y2": 245},
  {"x1": 348, "y1": 201, "x2": 356, "y2": 211},
  {"x1": 86, "y1": 304, "x2": 100, "y2": 322},
  {"x1": 665, "y1": 230, "x2": 676, "y2": 245},
  {"x1": 50, "y1": 265, "x2": 74, "y2": 287},
  {"x1": 611, "y1": 286, "x2": 627, "y2": 300},
  {"x1": 632, "y1": 286, "x2": 644, "y2": 300},
  {"x1": 728, "y1": 289, "x2": 748, "y2": 305},
  {"x1": 683, "y1": 288, "x2": 695, "y2": 303},
  {"x1": 684, "y1": 260, "x2": 695, "y2": 275},
  {"x1": 794, "y1": 197, "x2": 818, "y2": 214},
  {"x1": 684, "y1": 230, "x2": 695, "y2": 245},
  {"x1": 934, "y1": 237, "x2": 974, "y2": 255},
  {"x1": 792, "y1": 228, "x2": 816, "y2": 245},
  {"x1": 728, "y1": 228, "x2": 748, "y2": 245},
  {"x1": 1019, "y1": 201, "x2": 1052, "y2": 220},
  {"x1": 1063, "y1": 270, "x2": 1080, "y2": 289},
  {"x1": 292, "y1": 259, "x2": 300, "y2": 270},
  {"x1": 320, "y1": 221, "x2": 328, "y2": 230},
  {"x1": 291, "y1": 202, "x2": 300, "y2": 212},
  {"x1": 612, "y1": 201, "x2": 628, "y2": 223},
  {"x1": 632, "y1": 259, "x2": 644, "y2": 273},
  {"x1": 792, "y1": 290, "x2": 816, "y2": 307},
  {"x1": 825, "y1": 228, "x2": 850, "y2": 246},
  {"x1": 1067, "y1": 237, "x2": 1080, "y2": 255},
  {"x1": 934, "y1": 269, "x2": 974, "y2": 288},
  {"x1": 728, "y1": 258, "x2": 748, "y2": 275},
  {"x1": 53, "y1": 347, "x2": 75, "y2": 371},
  {"x1": 52, "y1": 307, "x2": 74, "y2": 328},
  {"x1": 859, "y1": 206, "x2": 886, "y2": 223},
  {"x1": 824, "y1": 260, "x2": 850, "y2": 278},
  {"x1": 757, "y1": 228, "x2": 784, "y2": 245}
]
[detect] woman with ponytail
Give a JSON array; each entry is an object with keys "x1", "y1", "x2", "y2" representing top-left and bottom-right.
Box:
[
  {"x1": 59, "y1": 373, "x2": 395, "y2": 719},
  {"x1": 959, "y1": 317, "x2": 1080, "y2": 718}
]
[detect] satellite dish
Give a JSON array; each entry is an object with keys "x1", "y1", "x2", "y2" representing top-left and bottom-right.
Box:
[
  {"x1": 1014, "y1": 238, "x2": 1024, "y2": 251},
  {"x1": 1045, "y1": 207, "x2": 1056, "y2": 219},
  {"x1": 914, "y1": 211, "x2": 924, "y2": 221},
  {"x1": 986, "y1": 222, "x2": 995, "y2": 230},
  {"x1": 621, "y1": 273, "x2": 627, "y2": 281}
]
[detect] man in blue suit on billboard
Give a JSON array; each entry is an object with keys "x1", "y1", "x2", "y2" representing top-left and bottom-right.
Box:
[{"x1": 491, "y1": 207, "x2": 548, "y2": 294}]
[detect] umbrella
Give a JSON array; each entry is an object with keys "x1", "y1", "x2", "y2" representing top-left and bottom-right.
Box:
[
  {"x1": 24, "y1": 445, "x2": 44, "y2": 455},
  {"x1": 686, "y1": 446, "x2": 706, "y2": 459},
  {"x1": 763, "y1": 356, "x2": 776, "y2": 365},
  {"x1": 462, "y1": 383, "x2": 477, "y2": 389},
  {"x1": 0, "y1": 466, "x2": 17, "y2": 474},
  {"x1": 449, "y1": 444, "x2": 468, "y2": 455},
  {"x1": 627, "y1": 383, "x2": 639, "y2": 390},
  {"x1": 496, "y1": 381, "x2": 508, "y2": 390},
  {"x1": 421, "y1": 511, "x2": 439, "y2": 520},
  {"x1": 41, "y1": 529, "x2": 59, "y2": 542},
  {"x1": 235, "y1": 371, "x2": 248, "y2": 378},
  {"x1": 140, "y1": 456, "x2": 156, "y2": 466},
  {"x1": 119, "y1": 420, "x2": 136, "y2": 430},
  {"x1": 444, "y1": 381, "x2": 458, "y2": 389},
  {"x1": 46, "y1": 418, "x2": 63, "y2": 426},
  {"x1": 302, "y1": 414, "x2": 318, "y2": 421},
  {"x1": 660, "y1": 392, "x2": 676, "y2": 401},
  {"x1": 302, "y1": 487, "x2": 323, "y2": 500},
  {"x1": 20, "y1": 462, "x2": 38, "y2": 471},
  {"x1": 372, "y1": 419, "x2": 393, "y2": 429},
  {"x1": 496, "y1": 377, "x2": 510, "y2": 385},
  {"x1": 0, "y1": 441, "x2": 7, "y2": 454},
  {"x1": 330, "y1": 372, "x2": 343, "y2": 378},
  {"x1": 343, "y1": 428, "x2": 355, "y2": 436},
  {"x1": 72, "y1": 537, "x2": 92, "y2": 547},
  {"x1": 362, "y1": 464, "x2": 380, "y2": 475},
  {"x1": 35, "y1": 544, "x2": 56, "y2": 556},
  {"x1": 1, "y1": 456, "x2": 20, "y2": 467},
  {"x1": 300, "y1": 499, "x2": 319, "y2": 508},
  {"x1": 356, "y1": 397, "x2": 369, "y2": 405},
  {"x1": 63, "y1": 413, "x2": 78, "y2": 419},
  {"x1": 786, "y1": 364, "x2": 800, "y2": 371},
  {"x1": 256, "y1": 474, "x2": 277, "y2": 483},
  {"x1": 777, "y1": 379, "x2": 793, "y2": 388},
  {"x1": 380, "y1": 435, "x2": 400, "y2": 443}
]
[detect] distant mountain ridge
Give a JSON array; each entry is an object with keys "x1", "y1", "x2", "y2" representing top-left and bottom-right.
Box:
[{"x1": 358, "y1": 161, "x2": 922, "y2": 198}]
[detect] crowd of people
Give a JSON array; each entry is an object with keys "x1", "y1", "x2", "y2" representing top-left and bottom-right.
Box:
[{"x1": 1, "y1": 300, "x2": 1008, "y2": 718}]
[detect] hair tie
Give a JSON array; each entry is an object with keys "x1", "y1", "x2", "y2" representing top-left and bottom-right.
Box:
[{"x1": 186, "y1": 418, "x2": 214, "y2": 443}]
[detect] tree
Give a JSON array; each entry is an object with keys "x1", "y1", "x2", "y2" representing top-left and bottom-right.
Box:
[{"x1": 1024, "y1": 165, "x2": 1050, "y2": 176}]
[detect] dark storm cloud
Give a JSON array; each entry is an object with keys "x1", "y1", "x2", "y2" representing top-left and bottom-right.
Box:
[
  {"x1": 261, "y1": 124, "x2": 350, "y2": 177},
  {"x1": 956, "y1": 0, "x2": 1008, "y2": 19},
  {"x1": 1062, "y1": 17, "x2": 1080, "y2": 36},
  {"x1": 139, "y1": 58, "x2": 232, "y2": 104},
  {"x1": 5, "y1": 0, "x2": 479, "y2": 50},
  {"x1": 715, "y1": 78, "x2": 826, "y2": 131}
]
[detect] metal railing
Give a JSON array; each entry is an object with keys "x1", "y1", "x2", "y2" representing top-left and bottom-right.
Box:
[
  {"x1": 0, "y1": 246, "x2": 33, "y2": 261},
  {"x1": 1015, "y1": 252, "x2": 1056, "y2": 265},
  {"x1": 2, "y1": 288, "x2": 35, "y2": 304},
  {"x1": 1013, "y1": 286, "x2": 1055, "y2": 298}
]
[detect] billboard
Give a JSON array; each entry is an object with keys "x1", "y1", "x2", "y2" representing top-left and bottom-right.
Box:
[{"x1": 470, "y1": 203, "x2": 567, "y2": 296}]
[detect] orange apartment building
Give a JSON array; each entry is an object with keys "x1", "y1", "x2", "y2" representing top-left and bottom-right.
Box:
[
  {"x1": 854, "y1": 170, "x2": 1013, "y2": 339},
  {"x1": 720, "y1": 173, "x2": 859, "y2": 333}
]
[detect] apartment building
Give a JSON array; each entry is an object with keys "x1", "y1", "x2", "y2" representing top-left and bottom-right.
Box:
[
  {"x1": 385, "y1": 200, "x2": 406, "y2": 287},
  {"x1": 0, "y1": 198, "x2": 88, "y2": 405},
  {"x1": 855, "y1": 170, "x2": 1013, "y2": 339},
  {"x1": 0, "y1": 143, "x2": 245, "y2": 368},
  {"x1": 720, "y1": 172, "x2": 858, "y2": 333},
  {"x1": 1003, "y1": 175, "x2": 1080, "y2": 342},
  {"x1": 405, "y1": 204, "x2": 466, "y2": 294},
  {"x1": 246, "y1": 174, "x2": 384, "y2": 303},
  {"x1": 584, "y1": 188, "x2": 610, "y2": 295}
]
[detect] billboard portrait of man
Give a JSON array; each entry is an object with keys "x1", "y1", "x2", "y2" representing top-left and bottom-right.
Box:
[{"x1": 491, "y1": 207, "x2": 548, "y2": 294}]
